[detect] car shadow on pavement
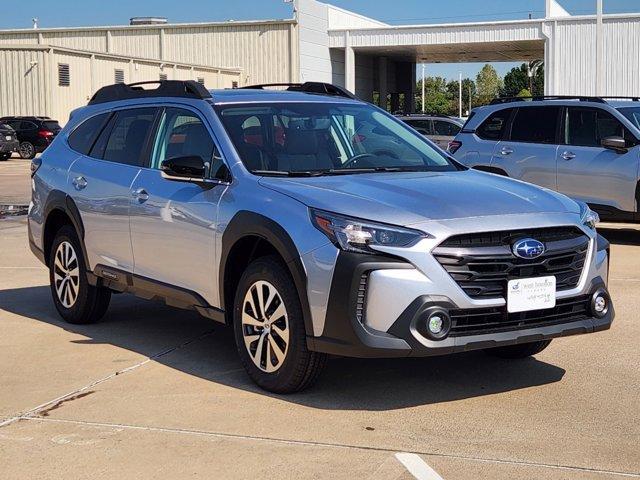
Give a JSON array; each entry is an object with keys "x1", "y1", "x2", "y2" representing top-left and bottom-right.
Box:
[
  {"x1": 0, "y1": 285, "x2": 566, "y2": 411},
  {"x1": 598, "y1": 227, "x2": 640, "y2": 246}
]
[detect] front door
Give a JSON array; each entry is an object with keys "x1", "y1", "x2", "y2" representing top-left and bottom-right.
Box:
[
  {"x1": 129, "y1": 106, "x2": 228, "y2": 306},
  {"x1": 67, "y1": 107, "x2": 158, "y2": 271},
  {"x1": 557, "y1": 106, "x2": 639, "y2": 214}
]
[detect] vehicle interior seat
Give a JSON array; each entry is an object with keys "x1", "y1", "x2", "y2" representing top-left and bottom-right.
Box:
[{"x1": 276, "y1": 128, "x2": 335, "y2": 172}]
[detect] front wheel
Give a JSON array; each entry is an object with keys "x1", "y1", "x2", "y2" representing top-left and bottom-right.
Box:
[
  {"x1": 233, "y1": 256, "x2": 327, "y2": 393},
  {"x1": 49, "y1": 225, "x2": 111, "y2": 324},
  {"x1": 484, "y1": 340, "x2": 552, "y2": 359}
]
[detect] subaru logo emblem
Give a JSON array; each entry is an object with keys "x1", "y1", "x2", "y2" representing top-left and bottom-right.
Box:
[{"x1": 512, "y1": 238, "x2": 545, "y2": 259}]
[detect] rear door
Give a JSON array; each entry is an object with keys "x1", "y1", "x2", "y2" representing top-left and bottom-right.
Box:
[
  {"x1": 457, "y1": 108, "x2": 512, "y2": 168},
  {"x1": 491, "y1": 106, "x2": 560, "y2": 190},
  {"x1": 67, "y1": 107, "x2": 158, "y2": 272},
  {"x1": 557, "y1": 106, "x2": 639, "y2": 213},
  {"x1": 129, "y1": 106, "x2": 227, "y2": 305}
]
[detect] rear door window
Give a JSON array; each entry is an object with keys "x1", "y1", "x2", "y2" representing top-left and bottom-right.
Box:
[
  {"x1": 68, "y1": 113, "x2": 111, "y2": 155},
  {"x1": 510, "y1": 106, "x2": 560, "y2": 144},
  {"x1": 99, "y1": 108, "x2": 157, "y2": 166},
  {"x1": 476, "y1": 108, "x2": 512, "y2": 140}
]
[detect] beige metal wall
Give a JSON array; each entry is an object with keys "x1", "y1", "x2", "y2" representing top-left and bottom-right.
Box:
[
  {"x1": 0, "y1": 20, "x2": 299, "y2": 85},
  {"x1": 0, "y1": 46, "x2": 241, "y2": 123}
]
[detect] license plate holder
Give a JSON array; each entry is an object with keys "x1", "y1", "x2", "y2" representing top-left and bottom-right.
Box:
[{"x1": 507, "y1": 276, "x2": 556, "y2": 313}]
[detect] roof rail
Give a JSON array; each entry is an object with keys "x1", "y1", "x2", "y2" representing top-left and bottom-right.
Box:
[
  {"x1": 88, "y1": 80, "x2": 211, "y2": 105},
  {"x1": 241, "y1": 82, "x2": 357, "y2": 100},
  {"x1": 394, "y1": 112, "x2": 452, "y2": 118},
  {"x1": 599, "y1": 96, "x2": 640, "y2": 102},
  {"x1": 490, "y1": 95, "x2": 606, "y2": 105}
]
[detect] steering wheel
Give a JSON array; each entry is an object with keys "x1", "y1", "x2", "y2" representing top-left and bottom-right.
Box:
[{"x1": 342, "y1": 153, "x2": 376, "y2": 169}]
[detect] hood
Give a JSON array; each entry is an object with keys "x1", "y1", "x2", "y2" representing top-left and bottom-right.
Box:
[{"x1": 259, "y1": 170, "x2": 581, "y2": 226}]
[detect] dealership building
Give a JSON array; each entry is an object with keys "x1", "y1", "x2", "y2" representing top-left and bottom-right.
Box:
[{"x1": 0, "y1": 0, "x2": 639, "y2": 122}]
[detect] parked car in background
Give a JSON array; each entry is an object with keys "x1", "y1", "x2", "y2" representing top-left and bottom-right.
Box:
[
  {"x1": 450, "y1": 96, "x2": 640, "y2": 223},
  {"x1": 0, "y1": 123, "x2": 19, "y2": 160},
  {"x1": 396, "y1": 113, "x2": 463, "y2": 149},
  {"x1": 28, "y1": 81, "x2": 613, "y2": 393},
  {"x1": 0, "y1": 116, "x2": 61, "y2": 159}
]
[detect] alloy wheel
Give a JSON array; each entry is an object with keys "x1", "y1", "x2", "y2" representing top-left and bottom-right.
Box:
[
  {"x1": 241, "y1": 280, "x2": 290, "y2": 373},
  {"x1": 19, "y1": 142, "x2": 34, "y2": 159},
  {"x1": 53, "y1": 241, "x2": 80, "y2": 308}
]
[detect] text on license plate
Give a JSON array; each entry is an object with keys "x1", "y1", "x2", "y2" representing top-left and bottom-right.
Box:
[{"x1": 507, "y1": 276, "x2": 556, "y2": 313}]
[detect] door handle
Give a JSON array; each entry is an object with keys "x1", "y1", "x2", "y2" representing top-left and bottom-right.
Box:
[
  {"x1": 500, "y1": 147, "x2": 514, "y2": 155},
  {"x1": 72, "y1": 176, "x2": 87, "y2": 190},
  {"x1": 132, "y1": 188, "x2": 149, "y2": 203},
  {"x1": 561, "y1": 151, "x2": 576, "y2": 160}
]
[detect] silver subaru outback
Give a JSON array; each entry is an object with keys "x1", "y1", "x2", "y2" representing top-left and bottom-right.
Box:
[{"x1": 28, "y1": 81, "x2": 613, "y2": 393}]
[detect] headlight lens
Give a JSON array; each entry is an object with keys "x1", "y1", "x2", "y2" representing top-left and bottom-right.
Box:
[
  {"x1": 580, "y1": 203, "x2": 600, "y2": 230},
  {"x1": 310, "y1": 209, "x2": 427, "y2": 254}
]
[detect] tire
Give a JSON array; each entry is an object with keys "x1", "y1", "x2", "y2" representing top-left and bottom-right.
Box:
[
  {"x1": 233, "y1": 256, "x2": 327, "y2": 393},
  {"x1": 484, "y1": 340, "x2": 552, "y2": 359},
  {"x1": 19, "y1": 141, "x2": 36, "y2": 159},
  {"x1": 48, "y1": 225, "x2": 111, "y2": 325},
  {"x1": 0, "y1": 153, "x2": 10, "y2": 161}
]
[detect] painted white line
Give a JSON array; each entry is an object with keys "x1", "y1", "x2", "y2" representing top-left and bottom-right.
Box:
[{"x1": 395, "y1": 453, "x2": 444, "y2": 480}]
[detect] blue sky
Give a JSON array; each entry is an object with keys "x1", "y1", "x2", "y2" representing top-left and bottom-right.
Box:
[{"x1": 2, "y1": 0, "x2": 638, "y2": 81}]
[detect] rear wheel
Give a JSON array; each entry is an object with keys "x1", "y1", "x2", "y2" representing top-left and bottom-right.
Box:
[
  {"x1": 484, "y1": 340, "x2": 552, "y2": 359},
  {"x1": 19, "y1": 141, "x2": 36, "y2": 159},
  {"x1": 49, "y1": 225, "x2": 111, "y2": 324},
  {"x1": 233, "y1": 256, "x2": 327, "y2": 393}
]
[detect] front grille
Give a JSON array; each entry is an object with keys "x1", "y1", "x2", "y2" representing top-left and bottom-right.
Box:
[
  {"x1": 433, "y1": 227, "x2": 590, "y2": 299},
  {"x1": 449, "y1": 295, "x2": 591, "y2": 336}
]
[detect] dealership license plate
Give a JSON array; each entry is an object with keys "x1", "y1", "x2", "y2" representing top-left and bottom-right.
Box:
[{"x1": 507, "y1": 276, "x2": 556, "y2": 313}]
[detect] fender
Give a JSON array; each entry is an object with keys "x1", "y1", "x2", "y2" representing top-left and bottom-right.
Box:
[{"x1": 220, "y1": 211, "x2": 313, "y2": 335}]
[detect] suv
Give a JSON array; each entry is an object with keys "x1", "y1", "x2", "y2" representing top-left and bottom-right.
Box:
[
  {"x1": 0, "y1": 116, "x2": 61, "y2": 159},
  {"x1": 450, "y1": 96, "x2": 640, "y2": 222},
  {"x1": 396, "y1": 114, "x2": 463, "y2": 150},
  {"x1": 0, "y1": 122, "x2": 19, "y2": 160},
  {"x1": 28, "y1": 81, "x2": 614, "y2": 393}
]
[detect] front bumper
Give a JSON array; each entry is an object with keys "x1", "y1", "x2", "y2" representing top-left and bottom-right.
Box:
[{"x1": 307, "y1": 232, "x2": 613, "y2": 358}]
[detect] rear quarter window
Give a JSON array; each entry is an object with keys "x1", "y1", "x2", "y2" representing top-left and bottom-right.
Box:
[
  {"x1": 476, "y1": 108, "x2": 513, "y2": 140},
  {"x1": 68, "y1": 113, "x2": 110, "y2": 155}
]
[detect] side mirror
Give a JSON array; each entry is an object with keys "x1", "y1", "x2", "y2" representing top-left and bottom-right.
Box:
[
  {"x1": 601, "y1": 136, "x2": 628, "y2": 153},
  {"x1": 160, "y1": 155, "x2": 207, "y2": 182}
]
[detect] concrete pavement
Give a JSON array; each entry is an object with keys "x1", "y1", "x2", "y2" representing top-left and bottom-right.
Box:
[
  {"x1": 0, "y1": 216, "x2": 639, "y2": 479},
  {"x1": 0, "y1": 155, "x2": 31, "y2": 206}
]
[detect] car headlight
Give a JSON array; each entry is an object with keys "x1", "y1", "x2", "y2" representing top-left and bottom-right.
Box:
[
  {"x1": 580, "y1": 203, "x2": 600, "y2": 230},
  {"x1": 310, "y1": 208, "x2": 428, "y2": 254}
]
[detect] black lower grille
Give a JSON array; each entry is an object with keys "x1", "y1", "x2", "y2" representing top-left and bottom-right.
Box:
[
  {"x1": 355, "y1": 272, "x2": 369, "y2": 324},
  {"x1": 449, "y1": 295, "x2": 591, "y2": 336},
  {"x1": 433, "y1": 227, "x2": 590, "y2": 299}
]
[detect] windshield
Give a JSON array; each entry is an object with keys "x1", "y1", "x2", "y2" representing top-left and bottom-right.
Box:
[
  {"x1": 216, "y1": 102, "x2": 460, "y2": 176},
  {"x1": 618, "y1": 107, "x2": 640, "y2": 130}
]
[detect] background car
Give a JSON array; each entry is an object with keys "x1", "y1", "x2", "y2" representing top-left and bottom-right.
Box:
[
  {"x1": 0, "y1": 123, "x2": 18, "y2": 160},
  {"x1": 0, "y1": 116, "x2": 61, "y2": 159},
  {"x1": 450, "y1": 97, "x2": 640, "y2": 223},
  {"x1": 396, "y1": 113, "x2": 463, "y2": 149}
]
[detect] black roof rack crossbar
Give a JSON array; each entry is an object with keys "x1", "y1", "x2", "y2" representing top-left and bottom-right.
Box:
[
  {"x1": 88, "y1": 80, "x2": 211, "y2": 105},
  {"x1": 490, "y1": 95, "x2": 606, "y2": 105},
  {"x1": 241, "y1": 82, "x2": 357, "y2": 99}
]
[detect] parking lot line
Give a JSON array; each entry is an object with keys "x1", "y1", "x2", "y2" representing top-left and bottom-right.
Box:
[{"x1": 395, "y1": 453, "x2": 445, "y2": 480}]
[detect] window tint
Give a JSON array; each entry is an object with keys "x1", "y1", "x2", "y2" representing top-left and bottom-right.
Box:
[
  {"x1": 405, "y1": 119, "x2": 432, "y2": 133},
  {"x1": 565, "y1": 107, "x2": 631, "y2": 147},
  {"x1": 42, "y1": 120, "x2": 61, "y2": 132},
  {"x1": 510, "y1": 107, "x2": 560, "y2": 144},
  {"x1": 477, "y1": 108, "x2": 512, "y2": 140},
  {"x1": 20, "y1": 121, "x2": 38, "y2": 131},
  {"x1": 150, "y1": 108, "x2": 215, "y2": 171},
  {"x1": 617, "y1": 107, "x2": 640, "y2": 130},
  {"x1": 68, "y1": 113, "x2": 110, "y2": 155},
  {"x1": 101, "y1": 108, "x2": 156, "y2": 166},
  {"x1": 433, "y1": 120, "x2": 461, "y2": 136}
]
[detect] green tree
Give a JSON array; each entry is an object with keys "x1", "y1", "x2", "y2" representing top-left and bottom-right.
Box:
[
  {"x1": 446, "y1": 78, "x2": 477, "y2": 116},
  {"x1": 517, "y1": 88, "x2": 532, "y2": 97},
  {"x1": 502, "y1": 62, "x2": 544, "y2": 97},
  {"x1": 416, "y1": 76, "x2": 450, "y2": 114},
  {"x1": 475, "y1": 64, "x2": 502, "y2": 105}
]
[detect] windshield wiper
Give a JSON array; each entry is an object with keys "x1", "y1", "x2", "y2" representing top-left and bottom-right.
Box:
[{"x1": 252, "y1": 170, "x2": 325, "y2": 177}]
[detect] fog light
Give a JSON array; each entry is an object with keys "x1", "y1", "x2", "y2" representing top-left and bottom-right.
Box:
[
  {"x1": 591, "y1": 289, "x2": 609, "y2": 318},
  {"x1": 420, "y1": 309, "x2": 451, "y2": 341}
]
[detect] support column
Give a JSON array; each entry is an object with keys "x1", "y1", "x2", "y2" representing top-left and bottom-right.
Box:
[
  {"x1": 344, "y1": 31, "x2": 355, "y2": 94},
  {"x1": 390, "y1": 93, "x2": 400, "y2": 113},
  {"x1": 378, "y1": 57, "x2": 388, "y2": 110}
]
